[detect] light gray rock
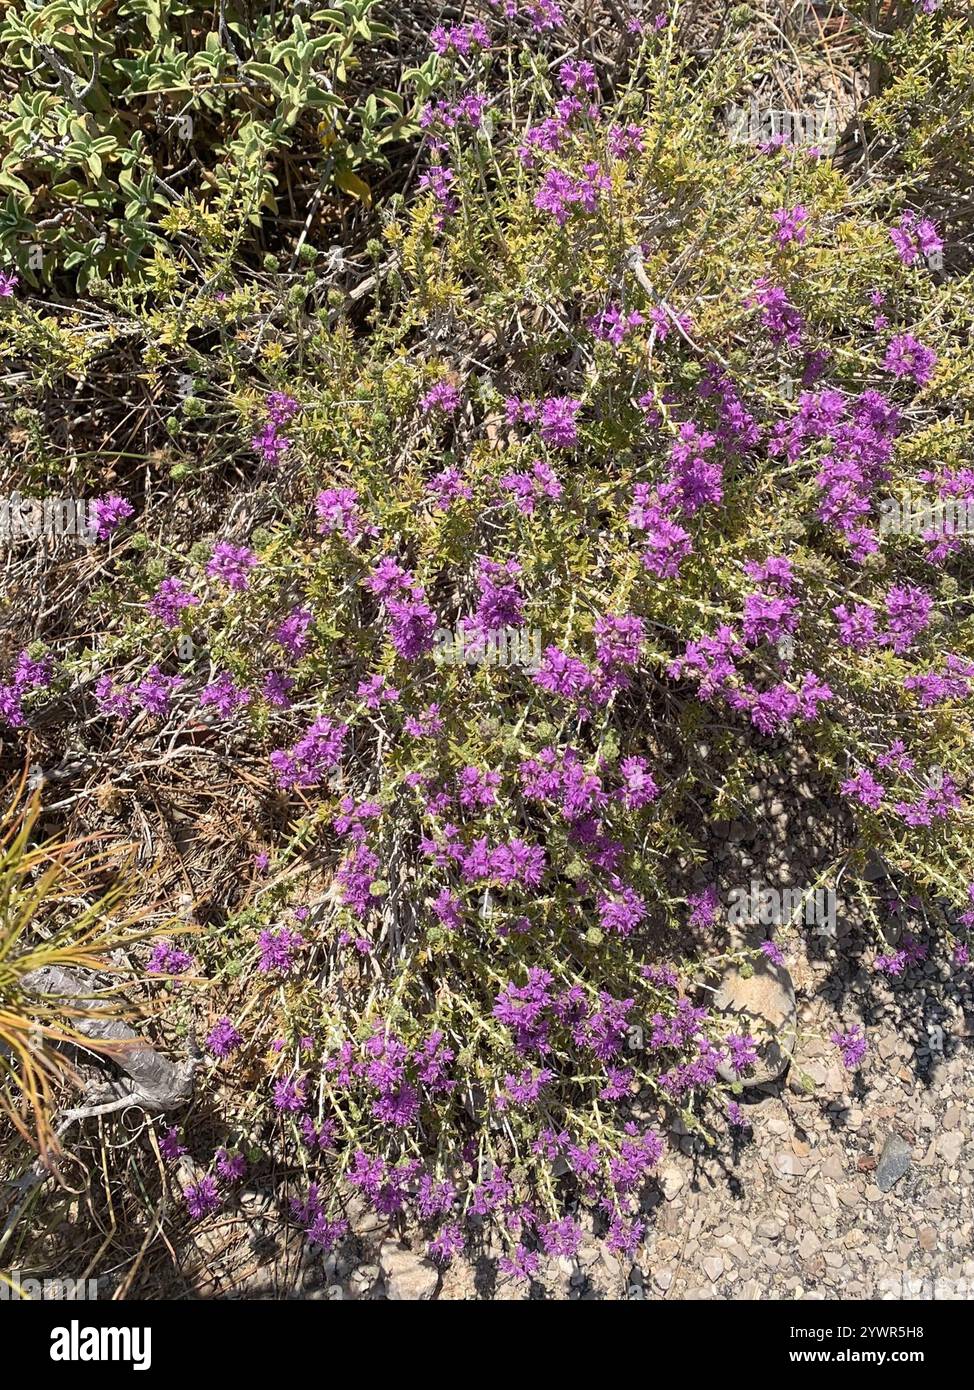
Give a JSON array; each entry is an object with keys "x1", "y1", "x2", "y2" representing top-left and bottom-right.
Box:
[
  {"x1": 715, "y1": 956, "x2": 797, "y2": 1085},
  {"x1": 657, "y1": 1163, "x2": 686, "y2": 1200},
  {"x1": 936, "y1": 1131, "x2": 964, "y2": 1165},
  {"x1": 379, "y1": 1244, "x2": 439, "y2": 1301}
]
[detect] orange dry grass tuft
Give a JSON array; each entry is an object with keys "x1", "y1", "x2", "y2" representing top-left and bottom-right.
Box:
[{"x1": 0, "y1": 780, "x2": 156, "y2": 1157}]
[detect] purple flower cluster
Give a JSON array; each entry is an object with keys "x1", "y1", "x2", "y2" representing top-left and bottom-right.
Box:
[
  {"x1": 206, "y1": 1017, "x2": 243, "y2": 1057},
  {"x1": 0, "y1": 649, "x2": 52, "y2": 728},
  {"x1": 890, "y1": 212, "x2": 942, "y2": 267},
  {"x1": 92, "y1": 494, "x2": 135, "y2": 541},
  {"x1": 147, "y1": 576, "x2": 199, "y2": 629},
  {"x1": 207, "y1": 541, "x2": 258, "y2": 591},
  {"x1": 147, "y1": 941, "x2": 195, "y2": 976},
  {"x1": 748, "y1": 278, "x2": 804, "y2": 348},
  {"x1": 270, "y1": 715, "x2": 347, "y2": 789},
  {"x1": 831, "y1": 1027, "x2": 867, "y2": 1070},
  {"x1": 365, "y1": 557, "x2": 437, "y2": 660},
  {"x1": 316, "y1": 488, "x2": 368, "y2": 542},
  {"x1": 771, "y1": 387, "x2": 900, "y2": 560},
  {"x1": 883, "y1": 333, "x2": 937, "y2": 387},
  {"x1": 533, "y1": 164, "x2": 611, "y2": 226},
  {"x1": 430, "y1": 20, "x2": 491, "y2": 55}
]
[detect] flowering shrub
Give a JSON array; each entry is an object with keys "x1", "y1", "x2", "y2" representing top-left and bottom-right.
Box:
[{"x1": 1, "y1": 0, "x2": 973, "y2": 1286}]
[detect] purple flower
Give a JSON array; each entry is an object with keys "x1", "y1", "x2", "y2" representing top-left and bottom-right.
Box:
[
  {"x1": 428, "y1": 467, "x2": 472, "y2": 511},
  {"x1": 420, "y1": 380, "x2": 460, "y2": 415},
  {"x1": 726, "y1": 1032, "x2": 759, "y2": 1076},
  {"x1": 457, "y1": 765, "x2": 501, "y2": 811},
  {"x1": 206, "y1": 1017, "x2": 243, "y2": 1058},
  {"x1": 892, "y1": 773, "x2": 962, "y2": 826},
  {"x1": 147, "y1": 941, "x2": 194, "y2": 976},
  {"x1": 94, "y1": 673, "x2": 134, "y2": 720},
  {"x1": 215, "y1": 1148, "x2": 248, "y2": 1182},
  {"x1": 200, "y1": 671, "x2": 250, "y2": 719},
  {"x1": 772, "y1": 205, "x2": 809, "y2": 245},
  {"x1": 272, "y1": 1075, "x2": 308, "y2": 1112},
  {"x1": 597, "y1": 885, "x2": 647, "y2": 937},
  {"x1": 429, "y1": 1224, "x2": 465, "y2": 1263},
  {"x1": 159, "y1": 1127, "x2": 186, "y2": 1160},
  {"x1": 372, "y1": 1082, "x2": 421, "y2": 1128},
  {"x1": 147, "y1": 577, "x2": 199, "y2": 629},
  {"x1": 558, "y1": 58, "x2": 597, "y2": 93},
  {"x1": 337, "y1": 843, "x2": 382, "y2": 916},
  {"x1": 890, "y1": 212, "x2": 942, "y2": 267},
  {"x1": 607, "y1": 122, "x2": 644, "y2": 158},
  {"x1": 258, "y1": 927, "x2": 305, "y2": 975},
  {"x1": 135, "y1": 665, "x2": 183, "y2": 717},
  {"x1": 874, "y1": 950, "x2": 908, "y2": 976},
  {"x1": 500, "y1": 459, "x2": 561, "y2": 514},
  {"x1": 387, "y1": 592, "x2": 437, "y2": 660},
  {"x1": 600, "y1": 1066, "x2": 634, "y2": 1099},
  {"x1": 429, "y1": 21, "x2": 491, "y2": 56},
  {"x1": 275, "y1": 607, "x2": 313, "y2": 658},
  {"x1": 687, "y1": 884, "x2": 719, "y2": 929},
  {"x1": 743, "y1": 593, "x2": 796, "y2": 649},
  {"x1": 588, "y1": 303, "x2": 644, "y2": 346},
  {"x1": 300, "y1": 1116, "x2": 337, "y2": 1152},
  {"x1": 831, "y1": 1026, "x2": 867, "y2": 1070},
  {"x1": 841, "y1": 768, "x2": 885, "y2": 810},
  {"x1": 467, "y1": 556, "x2": 525, "y2": 635},
  {"x1": 417, "y1": 164, "x2": 458, "y2": 220},
  {"x1": 884, "y1": 333, "x2": 937, "y2": 387},
  {"x1": 267, "y1": 391, "x2": 298, "y2": 424},
  {"x1": 760, "y1": 939, "x2": 785, "y2": 967},
  {"x1": 539, "y1": 396, "x2": 582, "y2": 447},
  {"x1": 882, "y1": 583, "x2": 933, "y2": 653},
  {"x1": 421, "y1": 94, "x2": 488, "y2": 139},
  {"x1": 607, "y1": 1126, "x2": 663, "y2": 1194},
  {"x1": 834, "y1": 602, "x2": 879, "y2": 650},
  {"x1": 207, "y1": 541, "x2": 258, "y2": 591},
  {"x1": 270, "y1": 715, "x2": 347, "y2": 789},
  {"x1": 306, "y1": 1213, "x2": 349, "y2": 1252},
  {"x1": 617, "y1": 756, "x2": 659, "y2": 809},
  {"x1": 497, "y1": 1061, "x2": 550, "y2": 1106},
  {"x1": 641, "y1": 963, "x2": 679, "y2": 988},
  {"x1": 904, "y1": 654, "x2": 974, "y2": 707},
  {"x1": 534, "y1": 166, "x2": 609, "y2": 226},
  {"x1": 594, "y1": 614, "x2": 645, "y2": 670},
  {"x1": 533, "y1": 647, "x2": 594, "y2": 703},
  {"x1": 749, "y1": 278, "x2": 803, "y2": 348},
  {"x1": 498, "y1": 1244, "x2": 540, "y2": 1283},
  {"x1": 0, "y1": 649, "x2": 53, "y2": 728},
  {"x1": 316, "y1": 488, "x2": 365, "y2": 542},
  {"x1": 606, "y1": 1210, "x2": 645, "y2": 1257},
  {"x1": 405, "y1": 704, "x2": 444, "y2": 741},
  {"x1": 431, "y1": 889, "x2": 463, "y2": 930},
  {"x1": 877, "y1": 740, "x2": 914, "y2": 775},
  {"x1": 92, "y1": 494, "x2": 135, "y2": 540},
  {"x1": 184, "y1": 1177, "x2": 221, "y2": 1220},
  {"x1": 640, "y1": 511, "x2": 693, "y2": 578},
  {"x1": 262, "y1": 670, "x2": 294, "y2": 707},
  {"x1": 251, "y1": 421, "x2": 290, "y2": 466},
  {"x1": 357, "y1": 674, "x2": 399, "y2": 709},
  {"x1": 494, "y1": 969, "x2": 554, "y2": 1053}
]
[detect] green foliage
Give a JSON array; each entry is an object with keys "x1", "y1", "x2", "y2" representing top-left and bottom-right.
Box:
[{"x1": 0, "y1": 0, "x2": 412, "y2": 288}]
